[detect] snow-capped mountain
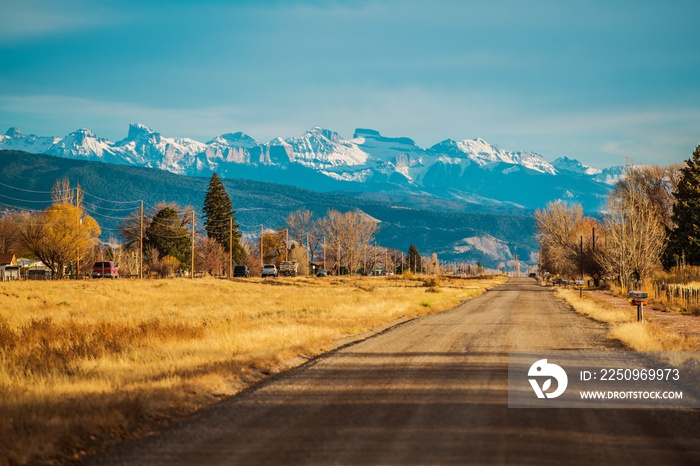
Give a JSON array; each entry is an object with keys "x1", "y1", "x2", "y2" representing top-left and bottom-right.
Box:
[
  {"x1": 0, "y1": 127, "x2": 60, "y2": 154},
  {"x1": 0, "y1": 124, "x2": 621, "y2": 211},
  {"x1": 552, "y1": 156, "x2": 602, "y2": 176},
  {"x1": 429, "y1": 138, "x2": 557, "y2": 175}
]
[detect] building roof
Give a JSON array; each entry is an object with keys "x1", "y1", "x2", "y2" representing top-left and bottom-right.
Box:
[{"x1": 0, "y1": 253, "x2": 17, "y2": 266}]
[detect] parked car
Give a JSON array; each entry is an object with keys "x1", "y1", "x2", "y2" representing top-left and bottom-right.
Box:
[
  {"x1": 261, "y1": 264, "x2": 278, "y2": 278},
  {"x1": 92, "y1": 261, "x2": 119, "y2": 279},
  {"x1": 233, "y1": 265, "x2": 250, "y2": 278},
  {"x1": 316, "y1": 268, "x2": 328, "y2": 277}
]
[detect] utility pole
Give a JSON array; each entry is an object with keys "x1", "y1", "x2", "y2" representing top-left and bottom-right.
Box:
[
  {"x1": 139, "y1": 200, "x2": 143, "y2": 279},
  {"x1": 323, "y1": 236, "x2": 326, "y2": 270},
  {"x1": 191, "y1": 210, "x2": 195, "y2": 278},
  {"x1": 260, "y1": 224, "x2": 264, "y2": 269},
  {"x1": 229, "y1": 216, "x2": 233, "y2": 278},
  {"x1": 580, "y1": 235, "x2": 584, "y2": 281},
  {"x1": 285, "y1": 228, "x2": 289, "y2": 261},
  {"x1": 75, "y1": 184, "x2": 80, "y2": 279},
  {"x1": 363, "y1": 244, "x2": 367, "y2": 275}
]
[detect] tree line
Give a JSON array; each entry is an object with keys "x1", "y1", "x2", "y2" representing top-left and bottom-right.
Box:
[
  {"x1": 536, "y1": 145, "x2": 700, "y2": 290},
  {"x1": 0, "y1": 172, "x2": 429, "y2": 278}
]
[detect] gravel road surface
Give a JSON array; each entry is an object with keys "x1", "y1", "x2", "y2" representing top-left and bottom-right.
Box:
[{"x1": 84, "y1": 278, "x2": 700, "y2": 465}]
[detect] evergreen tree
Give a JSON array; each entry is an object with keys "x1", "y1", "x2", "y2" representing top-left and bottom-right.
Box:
[
  {"x1": 144, "y1": 207, "x2": 190, "y2": 266},
  {"x1": 407, "y1": 244, "x2": 422, "y2": 273},
  {"x1": 664, "y1": 146, "x2": 700, "y2": 268},
  {"x1": 203, "y1": 173, "x2": 246, "y2": 263}
]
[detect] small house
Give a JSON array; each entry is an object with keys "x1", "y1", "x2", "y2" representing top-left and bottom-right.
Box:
[{"x1": 0, "y1": 253, "x2": 19, "y2": 281}]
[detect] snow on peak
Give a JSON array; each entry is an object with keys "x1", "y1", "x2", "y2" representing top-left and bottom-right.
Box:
[
  {"x1": 208, "y1": 132, "x2": 259, "y2": 149},
  {"x1": 430, "y1": 138, "x2": 556, "y2": 175},
  {"x1": 5, "y1": 127, "x2": 23, "y2": 138},
  {"x1": 126, "y1": 123, "x2": 157, "y2": 140},
  {"x1": 47, "y1": 128, "x2": 115, "y2": 159},
  {"x1": 352, "y1": 128, "x2": 416, "y2": 147},
  {"x1": 552, "y1": 156, "x2": 602, "y2": 176},
  {"x1": 307, "y1": 125, "x2": 341, "y2": 142},
  {"x1": 0, "y1": 128, "x2": 59, "y2": 153},
  {"x1": 0, "y1": 124, "x2": 620, "y2": 196},
  {"x1": 283, "y1": 126, "x2": 368, "y2": 167}
]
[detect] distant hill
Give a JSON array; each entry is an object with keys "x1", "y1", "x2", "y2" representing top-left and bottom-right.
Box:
[{"x1": 0, "y1": 150, "x2": 536, "y2": 267}]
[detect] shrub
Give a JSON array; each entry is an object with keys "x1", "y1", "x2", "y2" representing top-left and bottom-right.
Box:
[{"x1": 423, "y1": 277, "x2": 441, "y2": 288}]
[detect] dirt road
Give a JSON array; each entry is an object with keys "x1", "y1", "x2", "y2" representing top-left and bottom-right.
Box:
[{"x1": 84, "y1": 278, "x2": 700, "y2": 465}]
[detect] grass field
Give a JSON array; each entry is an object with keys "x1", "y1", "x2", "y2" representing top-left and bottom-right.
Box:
[
  {"x1": 554, "y1": 287, "x2": 697, "y2": 352},
  {"x1": 0, "y1": 274, "x2": 506, "y2": 465}
]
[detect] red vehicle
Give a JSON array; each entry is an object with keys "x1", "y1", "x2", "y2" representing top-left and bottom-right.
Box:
[{"x1": 92, "y1": 261, "x2": 119, "y2": 279}]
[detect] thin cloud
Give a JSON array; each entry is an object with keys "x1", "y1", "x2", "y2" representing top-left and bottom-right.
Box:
[{"x1": 0, "y1": 0, "x2": 131, "y2": 42}]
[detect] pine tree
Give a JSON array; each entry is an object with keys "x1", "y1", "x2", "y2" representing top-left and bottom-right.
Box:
[
  {"x1": 407, "y1": 244, "x2": 421, "y2": 273},
  {"x1": 664, "y1": 146, "x2": 700, "y2": 268},
  {"x1": 144, "y1": 207, "x2": 190, "y2": 266},
  {"x1": 203, "y1": 173, "x2": 246, "y2": 263}
]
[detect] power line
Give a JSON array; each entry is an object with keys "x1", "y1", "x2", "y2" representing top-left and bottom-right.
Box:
[
  {"x1": 82, "y1": 208, "x2": 133, "y2": 221},
  {"x1": 83, "y1": 203, "x2": 139, "y2": 212},
  {"x1": 0, "y1": 201, "x2": 43, "y2": 213},
  {"x1": 0, "y1": 192, "x2": 52, "y2": 204},
  {"x1": 81, "y1": 189, "x2": 141, "y2": 205},
  {"x1": 0, "y1": 181, "x2": 53, "y2": 194}
]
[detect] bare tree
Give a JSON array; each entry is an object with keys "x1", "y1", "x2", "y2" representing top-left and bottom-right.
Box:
[
  {"x1": 243, "y1": 238, "x2": 262, "y2": 276},
  {"x1": 0, "y1": 211, "x2": 25, "y2": 254},
  {"x1": 196, "y1": 237, "x2": 227, "y2": 276},
  {"x1": 289, "y1": 244, "x2": 309, "y2": 275},
  {"x1": 621, "y1": 164, "x2": 680, "y2": 231},
  {"x1": 598, "y1": 165, "x2": 667, "y2": 289},
  {"x1": 51, "y1": 178, "x2": 82, "y2": 206},
  {"x1": 534, "y1": 201, "x2": 583, "y2": 276},
  {"x1": 285, "y1": 209, "x2": 314, "y2": 246},
  {"x1": 317, "y1": 210, "x2": 379, "y2": 274}
]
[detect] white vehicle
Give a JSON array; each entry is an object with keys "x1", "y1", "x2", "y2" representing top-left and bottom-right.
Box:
[
  {"x1": 261, "y1": 264, "x2": 278, "y2": 278},
  {"x1": 279, "y1": 261, "x2": 299, "y2": 277}
]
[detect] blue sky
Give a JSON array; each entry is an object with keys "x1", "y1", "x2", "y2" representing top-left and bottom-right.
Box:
[{"x1": 0, "y1": 0, "x2": 698, "y2": 168}]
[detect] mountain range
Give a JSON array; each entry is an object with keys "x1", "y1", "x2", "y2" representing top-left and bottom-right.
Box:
[
  {"x1": 0, "y1": 124, "x2": 623, "y2": 212},
  {"x1": 0, "y1": 150, "x2": 536, "y2": 268}
]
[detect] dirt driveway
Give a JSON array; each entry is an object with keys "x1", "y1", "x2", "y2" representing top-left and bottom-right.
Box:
[{"x1": 83, "y1": 278, "x2": 700, "y2": 466}]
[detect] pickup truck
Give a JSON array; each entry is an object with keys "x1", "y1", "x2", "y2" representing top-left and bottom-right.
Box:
[
  {"x1": 261, "y1": 264, "x2": 278, "y2": 278},
  {"x1": 279, "y1": 261, "x2": 299, "y2": 277}
]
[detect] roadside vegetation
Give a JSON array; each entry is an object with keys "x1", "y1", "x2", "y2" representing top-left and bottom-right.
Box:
[
  {"x1": 0, "y1": 274, "x2": 505, "y2": 465},
  {"x1": 554, "y1": 288, "x2": 696, "y2": 352},
  {"x1": 537, "y1": 146, "x2": 700, "y2": 351}
]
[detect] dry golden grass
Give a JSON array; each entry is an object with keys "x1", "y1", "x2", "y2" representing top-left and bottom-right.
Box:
[
  {"x1": 0, "y1": 274, "x2": 505, "y2": 465},
  {"x1": 554, "y1": 288, "x2": 632, "y2": 324},
  {"x1": 554, "y1": 288, "x2": 696, "y2": 352},
  {"x1": 609, "y1": 322, "x2": 695, "y2": 352}
]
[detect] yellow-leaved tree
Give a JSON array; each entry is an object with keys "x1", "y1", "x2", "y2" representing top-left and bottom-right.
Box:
[{"x1": 20, "y1": 181, "x2": 101, "y2": 278}]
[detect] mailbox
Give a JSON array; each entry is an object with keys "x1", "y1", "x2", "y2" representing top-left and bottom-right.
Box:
[
  {"x1": 574, "y1": 280, "x2": 584, "y2": 287},
  {"x1": 628, "y1": 290, "x2": 648, "y2": 323},
  {"x1": 628, "y1": 291, "x2": 648, "y2": 300}
]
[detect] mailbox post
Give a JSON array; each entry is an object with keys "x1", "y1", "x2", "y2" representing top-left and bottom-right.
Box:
[
  {"x1": 628, "y1": 291, "x2": 648, "y2": 322},
  {"x1": 575, "y1": 279, "x2": 584, "y2": 297}
]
